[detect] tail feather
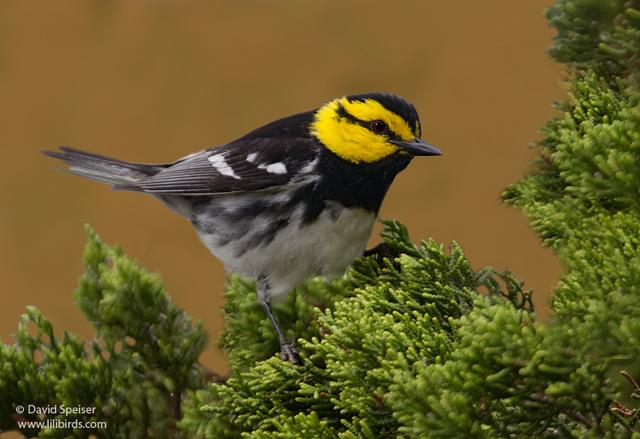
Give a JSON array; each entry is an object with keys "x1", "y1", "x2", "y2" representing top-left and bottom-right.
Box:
[{"x1": 43, "y1": 147, "x2": 166, "y2": 189}]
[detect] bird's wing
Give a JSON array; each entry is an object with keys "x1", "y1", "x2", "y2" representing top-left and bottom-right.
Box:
[{"x1": 127, "y1": 136, "x2": 320, "y2": 195}]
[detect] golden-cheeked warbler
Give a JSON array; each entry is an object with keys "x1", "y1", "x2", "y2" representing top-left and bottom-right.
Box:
[{"x1": 44, "y1": 93, "x2": 441, "y2": 363}]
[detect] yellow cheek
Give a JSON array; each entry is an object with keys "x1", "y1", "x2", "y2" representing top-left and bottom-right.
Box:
[
  {"x1": 311, "y1": 102, "x2": 398, "y2": 164},
  {"x1": 332, "y1": 118, "x2": 397, "y2": 163}
]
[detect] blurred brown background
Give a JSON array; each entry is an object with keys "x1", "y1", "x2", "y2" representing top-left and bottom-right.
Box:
[{"x1": 0, "y1": 0, "x2": 562, "y2": 379}]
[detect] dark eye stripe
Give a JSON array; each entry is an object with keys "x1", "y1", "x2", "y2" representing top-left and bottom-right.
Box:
[
  {"x1": 348, "y1": 93, "x2": 419, "y2": 133},
  {"x1": 336, "y1": 103, "x2": 402, "y2": 139}
]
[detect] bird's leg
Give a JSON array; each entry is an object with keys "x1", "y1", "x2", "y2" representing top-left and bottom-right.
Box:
[{"x1": 256, "y1": 275, "x2": 300, "y2": 364}]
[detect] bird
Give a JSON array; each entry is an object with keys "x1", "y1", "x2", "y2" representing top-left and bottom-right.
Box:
[{"x1": 44, "y1": 93, "x2": 441, "y2": 364}]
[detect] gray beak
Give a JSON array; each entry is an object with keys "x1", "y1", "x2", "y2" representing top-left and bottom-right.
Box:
[{"x1": 391, "y1": 138, "x2": 442, "y2": 156}]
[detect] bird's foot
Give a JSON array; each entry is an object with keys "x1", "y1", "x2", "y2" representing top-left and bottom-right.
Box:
[
  {"x1": 363, "y1": 242, "x2": 401, "y2": 267},
  {"x1": 279, "y1": 340, "x2": 301, "y2": 365}
]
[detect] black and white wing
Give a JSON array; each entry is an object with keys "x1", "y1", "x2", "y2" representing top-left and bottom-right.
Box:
[{"x1": 125, "y1": 114, "x2": 320, "y2": 195}]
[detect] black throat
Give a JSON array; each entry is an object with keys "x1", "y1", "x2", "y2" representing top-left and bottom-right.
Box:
[{"x1": 297, "y1": 148, "x2": 412, "y2": 223}]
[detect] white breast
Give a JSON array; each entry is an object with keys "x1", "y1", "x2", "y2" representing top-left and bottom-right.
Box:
[{"x1": 198, "y1": 203, "x2": 376, "y2": 300}]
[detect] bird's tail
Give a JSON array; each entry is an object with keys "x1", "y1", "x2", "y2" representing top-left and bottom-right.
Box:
[{"x1": 43, "y1": 147, "x2": 166, "y2": 189}]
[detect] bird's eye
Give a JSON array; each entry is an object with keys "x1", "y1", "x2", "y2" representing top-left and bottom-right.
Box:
[{"x1": 370, "y1": 120, "x2": 387, "y2": 134}]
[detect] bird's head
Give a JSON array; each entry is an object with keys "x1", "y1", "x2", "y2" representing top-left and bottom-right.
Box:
[{"x1": 310, "y1": 93, "x2": 441, "y2": 164}]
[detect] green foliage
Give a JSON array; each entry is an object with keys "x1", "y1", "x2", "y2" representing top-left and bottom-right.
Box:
[
  {"x1": 546, "y1": 0, "x2": 640, "y2": 81},
  {"x1": 3, "y1": 1, "x2": 640, "y2": 437},
  {"x1": 504, "y1": 1, "x2": 640, "y2": 362},
  {"x1": 180, "y1": 0, "x2": 640, "y2": 437},
  {"x1": 502, "y1": 0, "x2": 640, "y2": 435},
  {"x1": 0, "y1": 227, "x2": 206, "y2": 438},
  {"x1": 178, "y1": 222, "x2": 534, "y2": 438}
]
